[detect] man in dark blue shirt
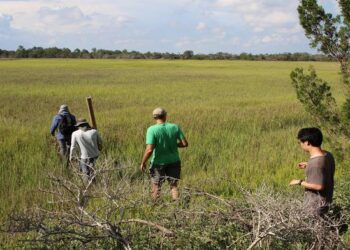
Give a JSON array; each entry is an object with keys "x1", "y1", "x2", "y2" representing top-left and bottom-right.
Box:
[{"x1": 50, "y1": 104, "x2": 77, "y2": 160}]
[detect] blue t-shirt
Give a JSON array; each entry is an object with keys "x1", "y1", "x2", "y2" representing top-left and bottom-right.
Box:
[{"x1": 50, "y1": 112, "x2": 76, "y2": 140}]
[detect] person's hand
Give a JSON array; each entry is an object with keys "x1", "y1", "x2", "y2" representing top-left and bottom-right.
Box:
[
  {"x1": 48, "y1": 133, "x2": 55, "y2": 141},
  {"x1": 69, "y1": 157, "x2": 77, "y2": 163},
  {"x1": 289, "y1": 179, "x2": 301, "y2": 185},
  {"x1": 140, "y1": 162, "x2": 146, "y2": 172},
  {"x1": 297, "y1": 162, "x2": 308, "y2": 169}
]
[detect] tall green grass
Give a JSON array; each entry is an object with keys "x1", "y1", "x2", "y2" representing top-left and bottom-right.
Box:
[{"x1": 0, "y1": 59, "x2": 345, "y2": 224}]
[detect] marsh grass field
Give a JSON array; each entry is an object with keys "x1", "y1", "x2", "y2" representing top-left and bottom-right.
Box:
[{"x1": 0, "y1": 59, "x2": 348, "y2": 247}]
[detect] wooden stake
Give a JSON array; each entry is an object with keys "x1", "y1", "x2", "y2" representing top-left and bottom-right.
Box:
[{"x1": 86, "y1": 96, "x2": 97, "y2": 129}]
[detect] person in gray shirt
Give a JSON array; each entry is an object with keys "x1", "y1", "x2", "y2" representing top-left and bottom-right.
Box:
[
  {"x1": 70, "y1": 118, "x2": 103, "y2": 182},
  {"x1": 290, "y1": 127, "x2": 335, "y2": 216}
]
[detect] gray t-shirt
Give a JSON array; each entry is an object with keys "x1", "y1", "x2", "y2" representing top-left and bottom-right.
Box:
[{"x1": 304, "y1": 151, "x2": 335, "y2": 214}]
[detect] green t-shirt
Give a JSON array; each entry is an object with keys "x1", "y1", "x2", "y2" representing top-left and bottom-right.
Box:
[{"x1": 146, "y1": 122, "x2": 185, "y2": 165}]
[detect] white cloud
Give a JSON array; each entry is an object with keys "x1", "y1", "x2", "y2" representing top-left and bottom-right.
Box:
[
  {"x1": 214, "y1": 0, "x2": 297, "y2": 32},
  {"x1": 9, "y1": 5, "x2": 131, "y2": 36},
  {"x1": 38, "y1": 6, "x2": 88, "y2": 25},
  {"x1": 205, "y1": 0, "x2": 310, "y2": 53},
  {"x1": 176, "y1": 37, "x2": 192, "y2": 48},
  {"x1": 277, "y1": 24, "x2": 302, "y2": 34},
  {"x1": 211, "y1": 27, "x2": 226, "y2": 39},
  {"x1": 230, "y1": 37, "x2": 240, "y2": 45},
  {"x1": 261, "y1": 35, "x2": 281, "y2": 43},
  {"x1": 252, "y1": 33, "x2": 303, "y2": 46},
  {"x1": 48, "y1": 38, "x2": 57, "y2": 46},
  {"x1": 37, "y1": 7, "x2": 90, "y2": 33},
  {"x1": 196, "y1": 21, "x2": 206, "y2": 30},
  {"x1": 0, "y1": 0, "x2": 315, "y2": 53}
]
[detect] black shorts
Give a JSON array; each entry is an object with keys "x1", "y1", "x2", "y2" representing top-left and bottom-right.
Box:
[{"x1": 149, "y1": 161, "x2": 181, "y2": 185}]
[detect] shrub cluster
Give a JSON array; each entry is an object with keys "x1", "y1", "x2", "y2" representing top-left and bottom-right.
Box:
[
  {"x1": 2, "y1": 160, "x2": 348, "y2": 249},
  {"x1": 0, "y1": 46, "x2": 333, "y2": 61}
]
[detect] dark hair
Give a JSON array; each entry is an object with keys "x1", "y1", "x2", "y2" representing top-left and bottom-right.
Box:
[
  {"x1": 153, "y1": 114, "x2": 166, "y2": 120},
  {"x1": 297, "y1": 127, "x2": 323, "y2": 147},
  {"x1": 80, "y1": 125, "x2": 91, "y2": 131}
]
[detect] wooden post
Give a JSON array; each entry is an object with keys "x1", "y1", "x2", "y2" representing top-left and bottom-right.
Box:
[{"x1": 86, "y1": 96, "x2": 97, "y2": 129}]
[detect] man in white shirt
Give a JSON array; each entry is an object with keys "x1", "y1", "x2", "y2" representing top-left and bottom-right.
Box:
[{"x1": 70, "y1": 118, "x2": 103, "y2": 182}]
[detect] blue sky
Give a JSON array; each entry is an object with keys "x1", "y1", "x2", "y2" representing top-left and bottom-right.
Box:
[{"x1": 0, "y1": 0, "x2": 340, "y2": 53}]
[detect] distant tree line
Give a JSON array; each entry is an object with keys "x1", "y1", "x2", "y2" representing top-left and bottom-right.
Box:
[{"x1": 0, "y1": 45, "x2": 334, "y2": 61}]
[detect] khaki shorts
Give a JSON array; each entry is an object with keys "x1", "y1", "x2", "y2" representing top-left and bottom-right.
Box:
[{"x1": 149, "y1": 161, "x2": 181, "y2": 185}]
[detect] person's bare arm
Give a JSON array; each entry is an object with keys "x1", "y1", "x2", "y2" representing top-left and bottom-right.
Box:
[
  {"x1": 297, "y1": 162, "x2": 308, "y2": 169},
  {"x1": 177, "y1": 138, "x2": 188, "y2": 148},
  {"x1": 69, "y1": 133, "x2": 77, "y2": 161},
  {"x1": 289, "y1": 179, "x2": 324, "y2": 191},
  {"x1": 140, "y1": 144, "x2": 154, "y2": 172},
  {"x1": 97, "y1": 132, "x2": 103, "y2": 151}
]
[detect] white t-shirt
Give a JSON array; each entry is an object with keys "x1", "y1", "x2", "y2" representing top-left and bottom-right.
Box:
[{"x1": 70, "y1": 129, "x2": 102, "y2": 160}]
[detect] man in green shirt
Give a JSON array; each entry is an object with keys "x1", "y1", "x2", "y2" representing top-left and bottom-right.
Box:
[{"x1": 140, "y1": 107, "x2": 188, "y2": 200}]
